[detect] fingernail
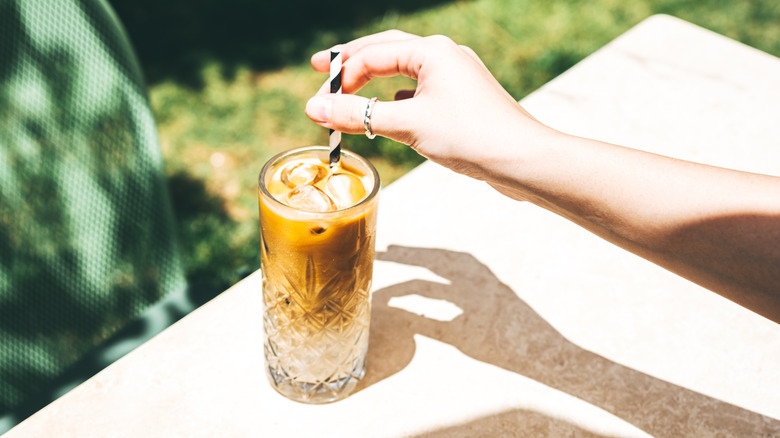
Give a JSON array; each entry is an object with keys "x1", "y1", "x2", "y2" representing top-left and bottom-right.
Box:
[{"x1": 306, "y1": 96, "x2": 332, "y2": 123}]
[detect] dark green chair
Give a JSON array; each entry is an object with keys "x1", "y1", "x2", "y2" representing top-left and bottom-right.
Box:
[{"x1": 0, "y1": 0, "x2": 189, "y2": 429}]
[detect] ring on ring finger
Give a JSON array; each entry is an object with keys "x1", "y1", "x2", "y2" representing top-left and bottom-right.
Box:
[{"x1": 364, "y1": 97, "x2": 379, "y2": 139}]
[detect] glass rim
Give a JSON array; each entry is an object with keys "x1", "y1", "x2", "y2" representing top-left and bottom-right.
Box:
[{"x1": 258, "y1": 146, "x2": 380, "y2": 216}]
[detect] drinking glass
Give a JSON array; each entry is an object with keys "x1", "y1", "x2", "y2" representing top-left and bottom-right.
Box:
[{"x1": 258, "y1": 146, "x2": 380, "y2": 403}]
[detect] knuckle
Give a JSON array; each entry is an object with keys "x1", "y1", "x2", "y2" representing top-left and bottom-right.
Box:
[
  {"x1": 383, "y1": 29, "x2": 409, "y2": 38},
  {"x1": 458, "y1": 44, "x2": 476, "y2": 56},
  {"x1": 425, "y1": 34, "x2": 457, "y2": 48},
  {"x1": 350, "y1": 98, "x2": 366, "y2": 127}
]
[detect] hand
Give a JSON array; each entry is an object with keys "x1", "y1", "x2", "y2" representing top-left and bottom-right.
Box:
[
  {"x1": 305, "y1": 30, "x2": 557, "y2": 182},
  {"x1": 307, "y1": 32, "x2": 780, "y2": 322}
]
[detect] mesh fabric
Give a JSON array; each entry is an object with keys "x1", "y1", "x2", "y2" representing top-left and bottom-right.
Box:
[{"x1": 0, "y1": 0, "x2": 185, "y2": 412}]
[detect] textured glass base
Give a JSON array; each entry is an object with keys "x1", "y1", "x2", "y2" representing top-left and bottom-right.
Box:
[
  {"x1": 261, "y1": 267, "x2": 371, "y2": 404},
  {"x1": 266, "y1": 354, "x2": 366, "y2": 404}
]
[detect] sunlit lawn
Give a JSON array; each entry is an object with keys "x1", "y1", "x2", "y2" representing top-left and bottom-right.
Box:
[{"x1": 128, "y1": 0, "x2": 780, "y2": 295}]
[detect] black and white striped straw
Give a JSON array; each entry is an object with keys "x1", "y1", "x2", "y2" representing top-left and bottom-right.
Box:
[{"x1": 328, "y1": 49, "x2": 342, "y2": 167}]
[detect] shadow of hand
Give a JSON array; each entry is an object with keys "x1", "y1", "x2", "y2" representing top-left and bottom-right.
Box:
[
  {"x1": 361, "y1": 245, "x2": 779, "y2": 438},
  {"x1": 365, "y1": 246, "x2": 562, "y2": 383}
]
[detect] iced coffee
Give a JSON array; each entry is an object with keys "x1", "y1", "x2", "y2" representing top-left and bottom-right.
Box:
[{"x1": 258, "y1": 146, "x2": 379, "y2": 403}]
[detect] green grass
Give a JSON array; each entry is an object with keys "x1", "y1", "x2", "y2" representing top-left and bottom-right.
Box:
[{"x1": 116, "y1": 0, "x2": 780, "y2": 295}]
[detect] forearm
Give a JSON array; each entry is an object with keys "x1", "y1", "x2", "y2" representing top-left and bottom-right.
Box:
[{"x1": 484, "y1": 127, "x2": 780, "y2": 322}]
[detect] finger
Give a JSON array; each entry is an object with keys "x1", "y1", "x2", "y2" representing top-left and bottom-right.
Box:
[
  {"x1": 338, "y1": 35, "x2": 471, "y2": 94},
  {"x1": 305, "y1": 94, "x2": 417, "y2": 144},
  {"x1": 311, "y1": 39, "x2": 415, "y2": 96},
  {"x1": 334, "y1": 38, "x2": 433, "y2": 94},
  {"x1": 314, "y1": 35, "x2": 466, "y2": 97},
  {"x1": 311, "y1": 30, "x2": 419, "y2": 73},
  {"x1": 305, "y1": 94, "x2": 365, "y2": 135},
  {"x1": 312, "y1": 53, "x2": 413, "y2": 96}
]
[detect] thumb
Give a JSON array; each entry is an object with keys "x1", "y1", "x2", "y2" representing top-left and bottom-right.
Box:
[{"x1": 305, "y1": 94, "x2": 414, "y2": 144}]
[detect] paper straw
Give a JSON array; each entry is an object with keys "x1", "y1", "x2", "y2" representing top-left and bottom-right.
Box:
[{"x1": 328, "y1": 49, "x2": 342, "y2": 167}]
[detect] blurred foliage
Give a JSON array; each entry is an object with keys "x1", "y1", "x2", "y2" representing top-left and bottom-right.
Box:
[
  {"x1": 108, "y1": 0, "x2": 455, "y2": 86},
  {"x1": 106, "y1": 0, "x2": 780, "y2": 292}
]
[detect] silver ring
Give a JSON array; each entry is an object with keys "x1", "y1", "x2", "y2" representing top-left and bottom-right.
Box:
[{"x1": 364, "y1": 97, "x2": 379, "y2": 139}]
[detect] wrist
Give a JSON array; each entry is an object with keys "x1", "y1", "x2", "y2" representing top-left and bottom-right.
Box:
[{"x1": 475, "y1": 111, "x2": 567, "y2": 197}]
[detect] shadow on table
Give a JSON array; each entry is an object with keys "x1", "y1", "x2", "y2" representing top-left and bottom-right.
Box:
[
  {"x1": 358, "y1": 245, "x2": 780, "y2": 438},
  {"x1": 415, "y1": 407, "x2": 611, "y2": 438}
]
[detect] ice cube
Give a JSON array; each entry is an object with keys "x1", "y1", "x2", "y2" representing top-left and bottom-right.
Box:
[
  {"x1": 325, "y1": 173, "x2": 367, "y2": 209},
  {"x1": 286, "y1": 184, "x2": 336, "y2": 212},
  {"x1": 280, "y1": 162, "x2": 328, "y2": 188}
]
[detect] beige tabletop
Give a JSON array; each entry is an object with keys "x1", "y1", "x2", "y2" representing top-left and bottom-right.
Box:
[{"x1": 6, "y1": 14, "x2": 780, "y2": 438}]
